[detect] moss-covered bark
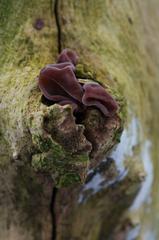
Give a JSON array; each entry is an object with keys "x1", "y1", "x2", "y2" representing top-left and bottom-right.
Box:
[
  {"x1": 57, "y1": 1, "x2": 159, "y2": 239},
  {"x1": 0, "y1": 0, "x2": 57, "y2": 239},
  {"x1": 1, "y1": 0, "x2": 159, "y2": 240}
]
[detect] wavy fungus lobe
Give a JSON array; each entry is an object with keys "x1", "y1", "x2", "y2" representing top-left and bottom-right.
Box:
[{"x1": 38, "y1": 49, "x2": 118, "y2": 117}]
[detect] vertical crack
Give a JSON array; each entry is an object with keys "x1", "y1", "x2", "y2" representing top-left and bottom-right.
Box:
[
  {"x1": 50, "y1": 187, "x2": 58, "y2": 240},
  {"x1": 50, "y1": 1, "x2": 62, "y2": 236},
  {"x1": 54, "y1": 0, "x2": 62, "y2": 53}
]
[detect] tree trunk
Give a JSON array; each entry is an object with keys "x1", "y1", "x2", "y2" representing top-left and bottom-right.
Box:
[{"x1": 1, "y1": 0, "x2": 159, "y2": 240}]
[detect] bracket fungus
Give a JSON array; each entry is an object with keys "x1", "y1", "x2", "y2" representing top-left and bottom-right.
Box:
[{"x1": 38, "y1": 49, "x2": 118, "y2": 117}]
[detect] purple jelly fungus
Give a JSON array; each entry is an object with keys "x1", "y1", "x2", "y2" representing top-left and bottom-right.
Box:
[
  {"x1": 82, "y1": 83, "x2": 118, "y2": 117},
  {"x1": 39, "y1": 65, "x2": 83, "y2": 102},
  {"x1": 57, "y1": 49, "x2": 79, "y2": 66},
  {"x1": 38, "y1": 49, "x2": 118, "y2": 117},
  {"x1": 34, "y1": 18, "x2": 44, "y2": 30}
]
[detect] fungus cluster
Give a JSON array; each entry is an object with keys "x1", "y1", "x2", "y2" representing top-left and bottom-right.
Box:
[{"x1": 38, "y1": 49, "x2": 118, "y2": 117}]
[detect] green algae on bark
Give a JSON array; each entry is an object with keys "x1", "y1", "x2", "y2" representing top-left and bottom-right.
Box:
[
  {"x1": 0, "y1": 0, "x2": 58, "y2": 239},
  {"x1": 27, "y1": 101, "x2": 91, "y2": 186}
]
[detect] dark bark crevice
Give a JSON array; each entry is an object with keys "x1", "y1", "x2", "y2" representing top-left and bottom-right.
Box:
[
  {"x1": 51, "y1": 187, "x2": 58, "y2": 240},
  {"x1": 50, "y1": 1, "x2": 62, "y2": 238},
  {"x1": 54, "y1": 0, "x2": 62, "y2": 53}
]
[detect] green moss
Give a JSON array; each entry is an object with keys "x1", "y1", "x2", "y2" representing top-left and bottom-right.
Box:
[
  {"x1": 113, "y1": 127, "x2": 123, "y2": 143},
  {"x1": 58, "y1": 173, "x2": 81, "y2": 187},
  {"x1": 32, "y1": 135, "x2": 51, "y2": 152},
  {"x1": 75, "y1": 63, "x2": 97, "y2": 80},
  {"x1": 32, "y1": 133, "x2": 65, "y2": 156},
  {"x1": 32, "y1": 143, "x2": 66, "y2": 171},
  {"x1": 74, "y1": 153, "x2": 89, "y2": 163},
  {"x1": 32, "y1": 149, "x2": 89, "y2": 186}
]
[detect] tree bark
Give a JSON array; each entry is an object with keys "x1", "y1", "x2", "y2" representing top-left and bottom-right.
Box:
[{"x1": 1, "y1": 0, "x2": 159, "y2": 240}]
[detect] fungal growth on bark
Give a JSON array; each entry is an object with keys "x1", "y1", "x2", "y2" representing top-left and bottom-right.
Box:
[
  {"x1": 38, "y1": 49, "x2": 118, "y2": 117},
  {"x1": 29, "y1": 49, "x2": 122, "y2": 186}
]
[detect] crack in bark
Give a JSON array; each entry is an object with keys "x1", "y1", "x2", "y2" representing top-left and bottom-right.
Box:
[
  {"x1": 50, "y1": 1, "x2": 62, "y2": 238},
  {"x1": 51, "y1": 187, "x2": 58, "y2": 240},
  {"x1": 54, "y1": 0, "x2": 62, "y2": 53}
]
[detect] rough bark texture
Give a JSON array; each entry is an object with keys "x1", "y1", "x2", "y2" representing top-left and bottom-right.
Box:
[
  {"x1": 0, "y1": 1, "x2": 57, "y2": 239},
  {"x1": 1, "y1": 0, "x2": 159, "y2": 240}
]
